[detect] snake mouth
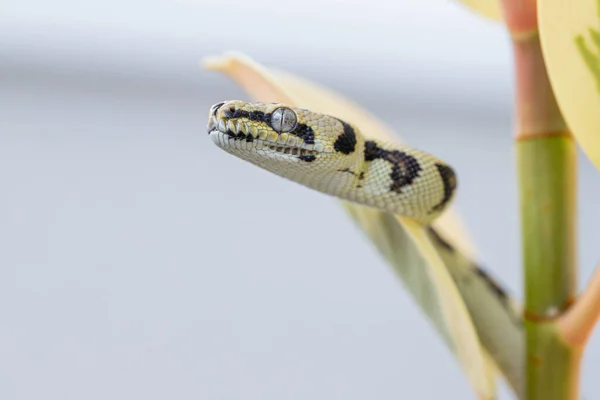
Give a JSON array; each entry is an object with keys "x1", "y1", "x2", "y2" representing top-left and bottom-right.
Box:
[
  {"x1": 209, "y1": 130, "x2": 319, "y2": 157},
  {"x1": 263, "y1": 143, "x2": 318, "y2": 157},
  {"x1": 207, "y1": 115, "x2": 324, "y2": 157}
]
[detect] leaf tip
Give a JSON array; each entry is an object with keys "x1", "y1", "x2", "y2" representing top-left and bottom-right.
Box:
[{"x1": 202, "y1": 51, "x2": 258, "y2": 72}]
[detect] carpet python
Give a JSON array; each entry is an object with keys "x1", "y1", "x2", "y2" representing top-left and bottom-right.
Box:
[
  {"x1": 207, "y1": 99, "x2": 521, "y2": 329},
  {"x1": 207, "y1": 100, "x2": 457, "y2": 225},
  {"x1": 207, "y1": 100, "x2": 523, "y2": 380}
]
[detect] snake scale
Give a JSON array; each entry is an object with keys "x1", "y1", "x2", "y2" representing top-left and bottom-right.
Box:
[{"x1": 207, "y1": 100, "x2": 457, "y2": 224}]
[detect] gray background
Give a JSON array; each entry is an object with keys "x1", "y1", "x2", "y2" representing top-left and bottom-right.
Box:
[{"x1": 1, "y1": 0, "x2": 599, "y2": 399}]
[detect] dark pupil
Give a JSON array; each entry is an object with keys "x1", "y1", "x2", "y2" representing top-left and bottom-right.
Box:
[{"x1": 280, "y1": 111, "x2": 289, "y2": 132}]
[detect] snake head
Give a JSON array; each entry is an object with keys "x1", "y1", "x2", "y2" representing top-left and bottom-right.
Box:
[
  {"x1": 207, "y1": 100, "x2": 457, "y2": 222},
  {"x1": 207, "y1": 100, "x2": 359, "y2": 167}
]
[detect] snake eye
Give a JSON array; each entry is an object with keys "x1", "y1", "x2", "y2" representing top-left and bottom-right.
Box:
[{"x1": 270, "y1": 107, "x2": 297, "y2": 133}]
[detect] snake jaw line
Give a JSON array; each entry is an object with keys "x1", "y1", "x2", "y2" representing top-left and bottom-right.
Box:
[{"x1": 209, "y1": 128, "x2": 320, "y2": 159}]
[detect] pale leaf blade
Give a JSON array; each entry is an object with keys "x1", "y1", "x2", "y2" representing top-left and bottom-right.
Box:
[
  {"x1": 204, "y1": 52, "x2": 495, "y2": 398},
  {"x1": 429, "y1": 224, "x2": 525, "y2": 396},
  {"x1": 539, "y1": 0, "x2": 600, "y2": 171},
  {"x1": 400, "y1": 217, "x2": 495, "y2": 398},
  {"x1": 346, "y1": 204, "x2": 524, "y2": 397}
]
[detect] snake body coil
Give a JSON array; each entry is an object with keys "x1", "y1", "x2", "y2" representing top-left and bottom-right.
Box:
[{"x1": 207, "y1": 100, "x2": 457, "y2": 224}]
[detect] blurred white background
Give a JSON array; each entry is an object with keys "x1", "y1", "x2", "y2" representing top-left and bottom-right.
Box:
[{"x1": 1, "y1": 0, "x2": 599, "y2": 399}]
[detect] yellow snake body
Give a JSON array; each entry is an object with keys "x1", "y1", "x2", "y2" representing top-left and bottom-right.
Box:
[{"x1": 207, "y1": 101, "x2": 457, "y2": 224}]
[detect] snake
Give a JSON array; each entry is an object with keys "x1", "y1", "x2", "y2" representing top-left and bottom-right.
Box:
[
  {"x1": 206, "y1": 100, "x2": 523, "y2": 389},
  {"x1": 206, "y1": 100, "x2": 457, "y2": 225}
]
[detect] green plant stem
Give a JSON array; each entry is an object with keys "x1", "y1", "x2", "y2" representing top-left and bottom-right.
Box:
[
  {"x1": 520, "y1": 137, "x2": 576, "y2": 314},
  {"x1": 512, "y1": 30, "x2": 580, "y2": 400},
  {"x1": 518, "y1": 137, "x2": 578, "y2": 399}
]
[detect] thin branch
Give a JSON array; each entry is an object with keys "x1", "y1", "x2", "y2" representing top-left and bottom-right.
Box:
[{"x1": 557, "y1": 261, "x2": 600, "y2": 347}]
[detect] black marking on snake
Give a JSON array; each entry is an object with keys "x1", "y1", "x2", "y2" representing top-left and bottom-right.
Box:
[
  {"x1": 338, "y1": 168, "x2": 365, "y2": 181},
  {"x1": 431, "y1": 164, "x2": 457, "y2": 212},
  {"x1": 224, "y1": 129, "x2": 251, "y2": 141},
  {"x1": 236, "y1": 110, "x2": 312, "y2": 143},
  {"x1": 222, "y1": 108, "x2": 241, "y2": 119},
  {"x1": 211, "y1": 102, "x2": 225, "y2": 116},
  {"x1": 223, "y1": 108, "x2": 314, "y2": 144},
  {"x1": 363, "y1": 141, "x2": 421, "y2": 193},
  {"x1": 299, "y1": 155, "x2": 316, "y2": 162},
  {"x1": 224, "y1": 109, "x2": 271, "y2": 125},
  {"x1": 333, "y1": 119, "x2": 357, "y2": 154},
  {"x1": 426, "y1": 227, "x2": 455, "y2": 253},
  {"x1": 291, "y1": 124, "x2": 315, "y2": 144}
]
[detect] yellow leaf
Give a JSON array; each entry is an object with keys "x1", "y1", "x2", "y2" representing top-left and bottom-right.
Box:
[
  {"x1": 539, "y1": 0, "x2": 600, "y2": 171},
  {"x1": 455, "y1": 0, "x2": 503, "y2": 21},
  {"x1": 203, "y1": 52, "x2": 499, "y2": 398}
]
